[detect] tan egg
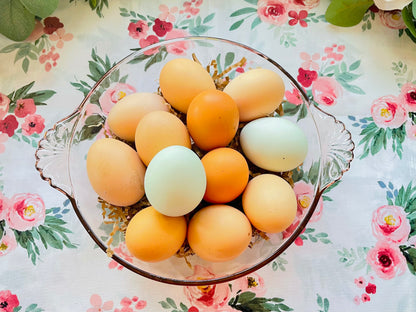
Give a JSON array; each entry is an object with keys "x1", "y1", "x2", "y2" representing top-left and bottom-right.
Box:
[
  {"x1": 135, "y1": 111, "x2": 192, "y2": 166},
  {"x1": 223, "y1": 68, "x2": 285, "y2": 122},
  {"x1": 242, "y1": 174, "x2": 297, "y2": 233},
  {"x1": 107, "y1": 92, "x2": 169, "y2": 141},
  {"x1": 125, "y1": 206, "x2": 187, "y2": 262},
  {"x1": 86, "y1": 138, "x2": 146, "y2": 206},
  {"x1": 187, "y1": 205, "x2": 252, "y2": 262},
  {"x1": 159, "y1": 58, "x2": 216, "y2": 113}
]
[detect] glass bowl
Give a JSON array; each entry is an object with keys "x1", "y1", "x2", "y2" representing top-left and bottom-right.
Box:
[{"x1": 35, "y1": 36, "x2": 354, "y2": 286}]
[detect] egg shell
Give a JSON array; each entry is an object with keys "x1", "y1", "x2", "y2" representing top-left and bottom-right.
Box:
[
  {"x1": 135, "y1": 110, "x2": 192, "y2": 166},
  {"x1": 159, "y1": 58, "x2": 216, "y2": 113},
  {"x1": 242, "y1": 174, "x2": 297, "y2": 233},
  {"x1": 107, "y1": 92, "x2": 169, "y2": 141},
  {"x1": 187, "y1": 205, "x2": 252, "y2": 262},
  {"x1": 125, "y1": 206, "x2": 187, "y2": 262},
  {"x1": 240, "y1": 116, "x2": 308, "y2": 172},
  {"x1": 223, "y1": 68, "x2": 285, "y2": 122},
  {"x1": 86, "y1": 138, "x2": 146, "y2": 206},
  {"x1": 201, "y1": 147, "x2": 249, "y2": 203},
  {"x1": 186, "y1": 89, "x2": 239, "y2": 151},
  {"x1": 144, "y1": 145, "x2": 206, "y2": 217}
]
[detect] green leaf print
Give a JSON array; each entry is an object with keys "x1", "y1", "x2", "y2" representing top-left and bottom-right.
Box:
[
  {"x1": 337, "y1": 247, "x2": 371, "y2": 272},
  {"x1": 316, "y1": 294, "x2": 330, "y2": 312},
  {"x1": 229, "y1": 291, "x2": 293, "y2": 312},
  {"x1": 400, "y1": 245, "x2": 416, "y2": 275}
]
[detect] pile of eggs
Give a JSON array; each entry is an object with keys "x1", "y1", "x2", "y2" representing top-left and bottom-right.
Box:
[{"x1": 86, "y1": 58, "x2": 308, "y2": 263}]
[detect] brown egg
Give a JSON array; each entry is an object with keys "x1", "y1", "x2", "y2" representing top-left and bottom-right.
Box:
[
  {"x1": 125, "y1": 206, "x2": 187, "y2": 262},
  {"x1": 187, "y1": 205, "x2": 252, "y2": 262},
  {"x1": 86, "y1": 138, "x2": 146, "y2": 206},
  {"x1": 107, "y1": 92, "x2": 169, "y2": 141}
]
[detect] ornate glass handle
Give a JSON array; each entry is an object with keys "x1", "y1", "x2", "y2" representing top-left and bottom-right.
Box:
[
  {"x1": 310, "y1": 105, "x2": 355, "y2": 191},
  {"x1": 35, "y1": 110, "x2": 81, "y2": 197}
]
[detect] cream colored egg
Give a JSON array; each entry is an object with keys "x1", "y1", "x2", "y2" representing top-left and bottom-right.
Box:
[
  {"x1": 223, "y1": 68, "x2": 285, "y2": 122},
  {"x1": 135, "y1": 110, "x2": 192, "y2": 166},
  {"x1": 187, "y1": 205, "x2": 252, "y2": 262},
  {"x1": 107, "y1": 92, "x2": 169, "y2": 141},
  {"x1": 159, "y1": 58, "x2": 216, "y2": 113},
  {"x1": 86, "y1": 138, "x2": 146, "y2": 206},
  {"x1": 125, "y1": 206, "x2": 187, "y2": 262},
  {"x1": 242, "y1": 174, "x2": 297, "y2": 233}
]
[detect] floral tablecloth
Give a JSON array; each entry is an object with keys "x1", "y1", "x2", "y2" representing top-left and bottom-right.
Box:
[{"x1": 1, "y1": 0, "x2": 416, "y2": 311}]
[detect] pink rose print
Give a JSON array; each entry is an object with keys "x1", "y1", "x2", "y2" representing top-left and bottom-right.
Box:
[
  {"x1": 0, "y1": 229, "x2": 17, "y2": 257},
  {"x1": 379, "y1": 10, "x2": 407, "y2": 29},
  {"x1": 99, "y1": 83, "x2": 136, "y2": 115},
  {"x1": 165, "y1": 29, "x2": 192, "y2": 55},
  {"x1": 370, "y1": 95, "x2": 407, "y2": 129},
  {"x1": 0, "y1": 290, "x2": 19, "y2": 312},
  {"x1": 297, "y1": 67, "x2": 318, "y2": 88},
  {"x1": 159, "y1": 4, "x2": 178, "y2": 22},
  {"x1": 399, "y1": 82, "x2": 416, "y2": 112},
  {"x1": 282, "y1": 220, "x2": 304, "y2": 246},
  {"x1": 288, "y1": 10, "x2": 308, "y2": 27},
  {"x1": 0, "y1": 93, "x2": 10, "y2": 120},
  {"x1": 87, "y1": 294, "x2": 114, "y2": 312},
  {"x1": 153, "y1": 18, "x2": 173, "y2": 37},
  {"x1": 292, "y1": 0, "x2": 320, "y2": 10},
  {"x1": 0, "y1": 115, "x2": 18, "y2": 137},
  {"x1": 49, "y1": 28, "x2": 74, "y2": 49},
  {"x1": 285, "y1": 87, "x2": 304, "y2": 105},
  {"x1": 371, "y1": 205, "x2": 410, "y2": 244},
  {"x1": 108, "y1": 242, "x2": 134, "y2": 270},
  {"x1": 300, "y1": 52, "x2": 320, "y2": 71},
  {"x1": 14, "y1": 98, "x2": 36, "y2": 118},
  {"x1": 139, "y1": 35, "x2": 160, "y2": 55},
  {"x1": 184, "y1": 265, "x2": 233, "y2": 312},
  {"x1": 311, "y1": 76, "x2": 343, "y2": 106},
  {"x1": 0, "y1": 192, "x2": 8, "y2": 221},
  {"x1": 7, "y1": 193, "x2": 46, "y2": 231},
  {"x1": 128, "y1": 20, "x2": 149, "y2": 40},
  {"x1": 293, "y1": 181, "x2": 323, "y2": 222},
  {"x1": 366, "y1": 240, "x2": 407, "y2": 279},
  {"x1": 232, "y1": 272, "x2": 266, "y2": 297},
  {"x1": 257, "y1": 0, "x2": 289, "y2": 26},
  {"x1": 354, "y1": 276, "x2": 366, "y2": 288},
  {"x1": 405, "y1": 122, "x2": 416, "y2": 140},
  {"x1": 21, "y1": 114, "x2": 45, "y2": 136}
]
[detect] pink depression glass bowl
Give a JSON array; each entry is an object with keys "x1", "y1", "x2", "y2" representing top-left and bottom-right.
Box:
[{"x1": 35, "y1": 36, "x2": 354, "y2": 286}]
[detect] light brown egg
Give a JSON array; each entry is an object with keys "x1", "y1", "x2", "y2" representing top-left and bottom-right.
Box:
[
  {"x1": 242, "y1": 174, "x2": 297, "y2": 233},
  {"x1": 86, "y1": 138, "x2": 146, "y2": 206},
  {"x1": 159, "y1": 58, "x2": 216, "y2": 113},
  {"x1": 187, "y1": 205, "x2": 252, "y2": 262},
  {"x1": 107, "y1": 92, "x2": 169, "y2": 142},
  {"x1": 135, "y1": 111, "x2": 192, "y2": 166},
  {"x1": 125, "y1": 206, "x2": 187, "y2": 262}
]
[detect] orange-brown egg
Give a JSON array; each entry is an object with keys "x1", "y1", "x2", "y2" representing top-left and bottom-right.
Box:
[
  {"x1": 107, "y1": 92, "x2": 169, "y2": 141},
  {"x1": 125, "y1": 206, "x2": 187, "y2": 262},
  {"x1": 187, "y1": 205, "x2": 252, "y2": 262},
  {"x1": 242, "y1": 174, "x2": 297, "y2": 233},
  {"x1": 223, "y1": 68, "x2": 285, "y2": 122},
  {"x1": 159, "y1": 58, "x2": 216, "y2": 113},
  {"x1": 186, "y1": 89, "x2": 239, "y2": 151},
  {"x1": 135, "y1": 111, "x2": 192, "y2": 166},
  {"x1": 86, "y1": 138, "x2": 146, "y2": 206},
  {"x1": 201, "y1": 148, "x2": 249, "y2": 203}
]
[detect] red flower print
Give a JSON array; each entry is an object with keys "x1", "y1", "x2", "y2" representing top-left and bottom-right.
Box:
[
  {"x1": 49, "y1": 28, "x2": 73, "y2": 49},
  {"x1": 87, "y1": 294, "x2": 113, "y2": 312},
  {"x1": 128, "y1": 20, "x2": 149, "y2": 40},
  {"x1": 43, "y1": 17, "x2": 64, "y2": 35},
  {"x1": 39, "y1": 47, "x2": 60, "y2": 72},
  {"x1": 0, "y1": 290, "x2": 19, "y2": 312},
  {"x1": 257, "y1": 0, "x2": 289, "y2": 26},
  {"x1": 365, "y1": 283, "x2": 377, "y2": 294},
  {"x1": 288, "y1": 10, "x2": 308, "y2": 27},
  {"x1": 361, "y1": 293, "x2": 371, "y2": 302},
  {"x1": 153, "y1": 18, "x2": 173, "y2": 37},
  {"x1": 297, "y1": 67, "x2": 318, "y2": 88},
  {"x1": 14, "y1": 98, "x2": 36, "y2": 118},
  {"x1": 0, "y1": 93, "x2": 10, "y2": 120},
  {"x1": 180, "y1": 0, "x2": 201, "y2": 16},
  {"x1": 0, "y1": 115, "x2": 18, "y2": 137},
  {"x1": 139, "y1": 35, "x2": 160, "y2": 55},
  {"x1": 285, "y1": 87, "x2": 304, "y2": 105},
  {"x1": 21, "y1": 114, "x2": 45, "y2": 136},
  {"x1": 7, "y1": 193, "x2": 46, "y2": 231},
  {"x1": 188, "y1": 307, "x2": 199, "y2": 312},
  {"x1": 158, "y1": 4, "x2": 178, "y2": 22},
  {"x1": 354, "y1": 276, "x2": 366, "y2": 288},
  {"x1": 366, "y1": 240, "x2": 407, "y2": 279},
  {"x1": 322, "y1": 45, "x2": 344, "y2": 63}
]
